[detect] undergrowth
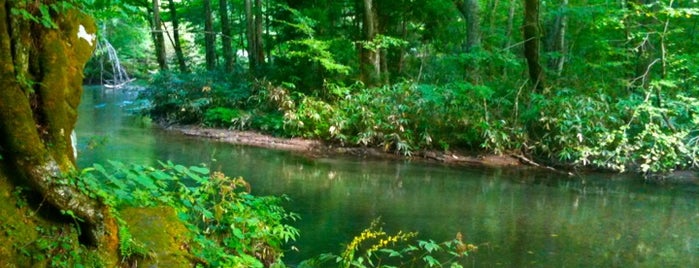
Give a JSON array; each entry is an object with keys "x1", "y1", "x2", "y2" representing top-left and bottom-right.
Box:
[
  {"x1": 73, "y1": 160, "x2": 299, "y2": 267},
  {"x1": 299, "y1": 219, "x2": 478, "y2": 268},
  {"x1": 142, "y1": 71, "x2": 699, "y2": 175}
]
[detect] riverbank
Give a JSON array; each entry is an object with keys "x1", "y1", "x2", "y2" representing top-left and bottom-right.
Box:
[
  {"x1": 170, "y1": 125, "x2": 550, "y2": 169},
  {"x1": 168, "y1": 125, "x2": 699, "y2": 183}
]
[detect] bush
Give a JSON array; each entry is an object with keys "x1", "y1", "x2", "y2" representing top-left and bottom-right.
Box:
[
  {"x1": 203, "y1": 107, "x2": 243, "y2": 128},
  {"x1": 75, "y1": 161, "x2": 299, "y2": 266},
  {"x1": 141, "y1": 71, "x2": 251, "y2": 125}
]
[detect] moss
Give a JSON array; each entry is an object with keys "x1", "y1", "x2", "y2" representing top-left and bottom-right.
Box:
[
  {"x1": 0, "y1": 168, "x2": 37, "y2": 266},
  {"x1": 119, "y1": 206, "x2": 194, "y2": 267},
  {"x1": 0, "y1": 165, "x2": 104, "y2": 267}
]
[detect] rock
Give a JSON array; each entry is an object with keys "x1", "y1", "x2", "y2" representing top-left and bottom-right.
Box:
[{"x1": 119, "y1": 206, "x2": 193, "y2": 267}]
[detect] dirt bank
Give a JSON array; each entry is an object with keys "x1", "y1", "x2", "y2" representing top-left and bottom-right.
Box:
[
  {"x1": 170, "y1": 125, "x2": 530, "y2": 168},
  {"x1": 169, "y1": 126, "x2": 699, "y2": 182}
]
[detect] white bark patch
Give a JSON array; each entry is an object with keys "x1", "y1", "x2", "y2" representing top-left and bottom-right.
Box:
[
  {"x1": 77, "y1": 25, "x2": 96, "y2": 46},
  {"x1": 71, "y1": 130, "x2": 77, "y2": 159}
]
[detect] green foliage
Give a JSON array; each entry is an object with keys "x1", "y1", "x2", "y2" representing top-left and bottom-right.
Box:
[
  {"x1": 141, "y1": 71, "x2": 251, "y2": 124},
  {"x1": 526, "y1": 86, "x2": 699, "y2": 175},
  {"x1": 10, "y1": 1, "x2": 76, "y2": 29},
  {"x1": 575, "y1": 92, "x2": 699, "y2": 174},
  {"x1": 300, "y1": 219, "x2": 477, "y2": 268},
  {"x1": 274, "y1": 81, "x2": 509, "y2": 155},
  {"x1": 13, "y1": 225, "x2": 102, "y2": 267},
  {"x1": 116, "y1": 223, "x2": 148, "y2": 260},
  {"x1": 359, "y1": 34, "x2": 409, "y2": 52},
  {"x1": 75, "y1": 161, "x2": 299, "y2": 266},
  {"x1": 282, "y1": 39, "x2": 351, "y2": 75},
  {"x1": 133, "y1": 0, "x2": 699, "y2": 176},
  {"x1": 203, "y1": 107, "x2": 243, "y2": 128}
]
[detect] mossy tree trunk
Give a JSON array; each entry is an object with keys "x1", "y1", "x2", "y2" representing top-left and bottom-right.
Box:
[{"x1": 0, "y1": 1, "x2": 118, "y2": 262}]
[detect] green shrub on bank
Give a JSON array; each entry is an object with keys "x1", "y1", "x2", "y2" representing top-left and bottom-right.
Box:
[
  {"x1": 141, "y1": 70, "x2": 699, "y2": 174},
  {"x1": 204, "y1": 107, "x2": 244, "y2": 128},
  {"x1": 141, "y1": 71, "x2": 251, "y2": 124},
  {"x1": 74, "y1": 161, "x2": 299, "y2": 267}
]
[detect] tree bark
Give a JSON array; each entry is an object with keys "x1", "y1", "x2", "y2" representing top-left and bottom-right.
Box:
[
  {"x1": 153, "y1": 0, "x2": 168, "y2": 70},
  {"x1": 546, "y1": 0, "x2": 567, "y2": 76},
  {"x1": 220, "y1": 0, "x2": 235, "y2": 73},
  {"x1": 245, "y1": 0, "x2": 257, "y2": 73},
  {"x1": 360, "y1": 0, "x2": 381, "y2": 86},
  {"x1": 254, "y1": 0, "x2": 265, "y2": 68},
  {"x1": 504, "y1": 0, "x2": 516, "y2": 51},
  {"x1": 168, "y1": 0, "x2": 188, "y2": 73},
  {"x1": 455, "y1": 0, "x2": 481, "y2": 52},
  {"x1": 0, "y1": 2, "x2": 118, "y2": 262},
  {"x1": 523, "y1": 0, "x2": 544, "y2": 91},
  {"x1": 204, "y1": 0, "x2": 217, "y2": 71}
]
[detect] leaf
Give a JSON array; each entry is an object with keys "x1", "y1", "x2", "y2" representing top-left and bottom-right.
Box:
[
  {"x1": 423, "y1": 255, "x2": 441, "y2": 267},
  {"x1": 190, "y1": 166, "x2": 210, "y2": 175},
  {"x1": 232, "y1": 227, "x2": 244, "y2": 239},
  {"x1": 419, "y1": 240, "x2": 441, "y2": 253},
  {"x1": 151, "y1": 170, "x2": 173, "y2": 181},
  {"x1": 379, "y1": 248, "x2": 402, "y2": 257}
]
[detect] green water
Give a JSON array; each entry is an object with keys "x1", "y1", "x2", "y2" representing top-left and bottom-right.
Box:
[{"x1": 76, "y1": 87, "x2": 698, "y2": 267}]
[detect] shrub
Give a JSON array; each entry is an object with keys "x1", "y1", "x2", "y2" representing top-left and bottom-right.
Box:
[
  {"x1": 75, "y1": 161, "x2": 299, "y2": 266},
  {"x1": 300, "y1": 219, "x2": 478, "y2": 268},
  {"x1": 203, "y1": 107, "x2": 243, "y2": 128}
]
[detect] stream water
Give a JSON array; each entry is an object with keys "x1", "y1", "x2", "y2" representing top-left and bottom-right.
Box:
[{"x1": 76, "y1": 86, "x2": 698, "y2": 267}]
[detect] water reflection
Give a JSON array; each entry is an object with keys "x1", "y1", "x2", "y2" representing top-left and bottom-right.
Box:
[{"x1": 77, "y1": 87, "x2": 698, "y2": 267}]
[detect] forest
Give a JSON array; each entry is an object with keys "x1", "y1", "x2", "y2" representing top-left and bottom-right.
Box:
[
  {"x1": 0, "y1": 0, "x2": 697, "y2": 267},
  {"x1": 86, "y1": 0, "x2": 699, "y2": 175}
]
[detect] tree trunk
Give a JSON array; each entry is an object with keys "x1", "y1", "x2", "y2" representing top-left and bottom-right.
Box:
[
  {"x1": 204, "y1": 0, "x2": 217, "y2": 71},
  {"x1": 486, "y1": 0, "x2": 500, "y2": 38},
  {"x1": 455, "y1": 0, "x2": 481, "y2": 52},
  {"x1": 546, "y1": 0, "x2": 567, "y2": 76},
  {"x1": 220, "y1": 0, "x2": 235, "y2": 73},
  {"x1": 168, "y1": 0, "x2": 188, "y2": 73},
  {"x1": 361, "y1": 0, "x2": 381, "y2": 86},
  {"x1": 265, "y1": 0, "x2": 273, "y2": 65},
  {"x1": 254, "y1": 0, "x2": 265, "y2": 68},
  {"x1": 153, "y1": 0, "x2": 168, "y2": 70},
  {"x1": 504, "y1": 0, "x2": 516, "y2": 51},
  {"x1": 0, "y1": 2, "x2": 118, "y2": 263},
  {"x1": 245, "y1": 0, "x2": 257, "y2": 73},
  {"x1": 523, "y1": 0, "x2": 544, "y2": 91}
]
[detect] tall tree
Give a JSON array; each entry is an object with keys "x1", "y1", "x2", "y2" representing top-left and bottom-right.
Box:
[
  {"x1": 245, "y1": 0, "x2": 256, "y2": 72},
  {"x1": 546, "y1": 0, "x2": 567, "y2": 76},
  {"x1": 220, "y1": 0, "x2": 235, "y2": 73},
  {"x1": 255, "y1": 0, "x2": 266, "y2": 66},
  {"x1": 504, "y1": 0, "x2": 517, "y2": 51},
  {"x1": 360, "y1": 0, "x2": 381, "y2": 86},
  {"x1": 168, "y1": 0, "x2": 188, "y2": 72},
  {"x1": 153, "y1": 0, "x2": 168, "y2": 70},
  {"x1": 245, "y1": 0, "x2": 265, "y2": 74},
  {"x1": 0, "y1": 1, "x2": 118, "y2": 262},
  {"x1": 204, "y1": 0, "x2": 217, "y2": 71},
  {"x1": 455, "y1": 0, "x2": 481, "y2": 52},
  {"x1": 523, "y1": 0, "x2": 544, "y2": 90}
]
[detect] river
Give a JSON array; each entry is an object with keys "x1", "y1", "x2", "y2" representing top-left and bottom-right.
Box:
[{"x1": 76, "y1": 86, "x2": 698, "y2": 267}]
